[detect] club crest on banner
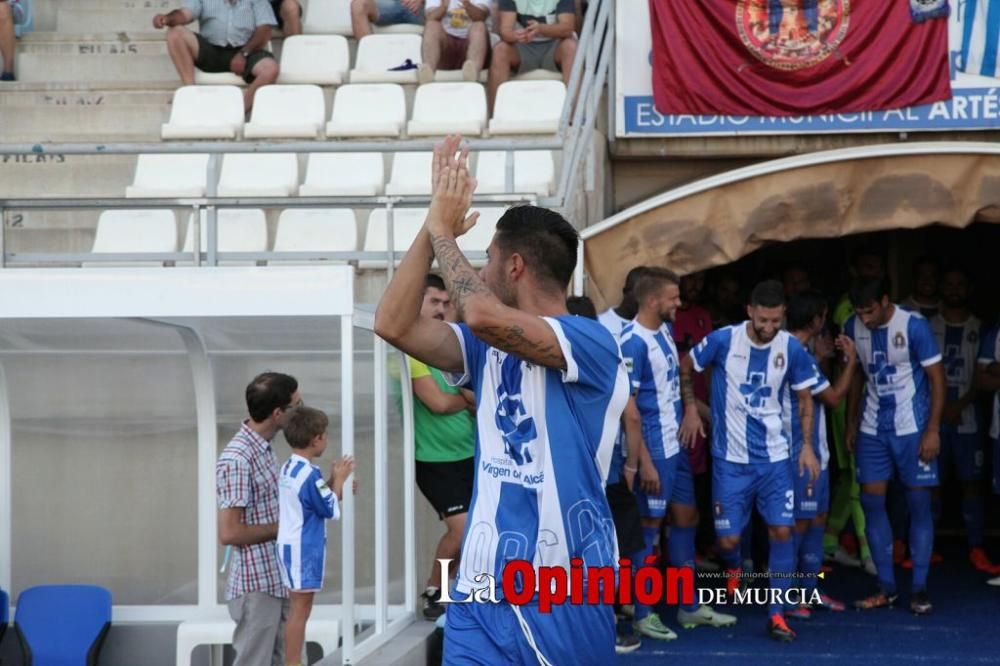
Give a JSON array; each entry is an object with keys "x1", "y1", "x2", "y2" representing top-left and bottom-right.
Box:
[{"x1": 737, "y1": 0, "x2": 851, "y2": 71}]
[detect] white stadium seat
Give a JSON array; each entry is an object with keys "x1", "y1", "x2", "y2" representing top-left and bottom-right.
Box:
[
  {"x1": 475, "y1": 151, "x2": 555, "y2": 196},
  {"x1": 373, "y1": 23, "x2": 424, "y2": 35},
  {"x1": 407, "y1": 83, "x2": 487, "y2": 137},
  {"x1": 303, "y1": 0, "x2": 352, "y2": 36},
  {"x1": 126, "y1": 154, "x2": 210, "y2": 198},
  {"x1": 489, "y1": 80, "x2": 566, "y2": 135},
  {"x1": 278, "y1": 35, "x2": 350, "y2": 85},
  {"x1": 87, "y1": 210, "x2": 178, "y2": 267},
  {"x1": 299, "y1": 154, "x2": 386, "y2": 197},
  {"x1": 271, "y1": 209, "x2": 359, "y2": 264},
  {"x1": 456, "y1": 206, "x2": 505, "y2": 267},
  {"x1": 182, "y1": 209, "x2": 268, "y2": 266},
  {"x1": 349, "y1": 34, "x2": 422, "y2": 84},
  {"x1": 360, "y1": 208, "x2": 427, "y2": 268},
  {"x1": 385, "y1": 152, "x2": 433, "y2": 196},
  {"x1": 513, "y1": 69, "x2": 562, "y2": 82},
  {"x1": 326, "y1": 84, "x2": 406, "y2": 138},
  {"x1": 217, "y1": 154, "x2": 299, "y2": 197},
  {"x1": 244, "y1": 85, "x2": 326, "y2": 139},
  {"x1": 161, "y1": 86, "x2": 244, "y2": 140}
]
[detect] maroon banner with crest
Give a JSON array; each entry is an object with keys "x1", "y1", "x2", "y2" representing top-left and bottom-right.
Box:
[{"x1": 649, "y1": 0, "x2": 952, "y2": 116}]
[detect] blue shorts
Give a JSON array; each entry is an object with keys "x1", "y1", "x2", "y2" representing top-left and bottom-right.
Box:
[
  {"x1": 856, "y1": 431, "x2": 939, "y2": 487},
  {"x1": 793, "y1": 466, "x2": 830, "y2": 520},
  {"x1": 938, "y1": 430, "x2": 984, "y2": 482},
  {"x1": 634, "y1": 453, "x2": 695, "y2": 518},
  {"x1": 443, "y1": 598, "x2": 615, "y2": 665},
  {"x1": 375, "y1": 0, "x2": 423, "y2": 26},
  {"x1": 712, "y1": 459, "x2": 794, "y2": 536},
  {"x1": 277, "y1": 542, "x2": 325, "y2": 591}
]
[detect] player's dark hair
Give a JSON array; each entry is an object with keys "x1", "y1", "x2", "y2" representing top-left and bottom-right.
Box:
[
  {"x1": 425, "y1": 273, "x2": 446, "y2": 292},
  {"x1": 787, "y1": 290, "x2": 828, "y2": 332},
  {"x1": 848, "y1": 276, "x2": 892, "y2": 308},
  {"x1": 750, "y1": 279, "x2": 785, "y2": 308},
  {"x1": 851, "y1": 245, "x2": 884, "y2": 268},
  {"x1": 494, "y1": 205, "x2": 579, "y2": 291},
  {"x1": 635, "y1": 267, "x2": 680, "y2": 304},
  {"x1": 614, "y1": 266, "x2": 650, "y2": 319},
  {"x1": 566, "y1": 296, "x2": 597, "y2": 320},
  {"x1": 940, "y1": 262, "x2": 969, "y2": 281},
  {"x1": 284, "y1": 406, "x2": 329, "y2": 449},
  {"x1": 246, "y1": 372, "x2": 299, "y2": 423}
]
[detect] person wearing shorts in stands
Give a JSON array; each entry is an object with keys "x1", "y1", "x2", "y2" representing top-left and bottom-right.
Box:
[
  {"x1": 271, "y1": 0, "x2": 301, "y2": 35},
  {"x1": 351, "y1": 0, "x2": 424, "y2": 38}
]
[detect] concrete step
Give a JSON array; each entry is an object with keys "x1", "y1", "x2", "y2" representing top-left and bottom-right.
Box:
[
  {"x1": 4, "y1": 227, "x2": 97, "y2": 255},
  {"x1": 17, "y1": 50, "x2": 179, "y2": 83},
  {"x1": 0, "y1": 155, "x2": 137, "y2": 198},
  {"x1": 0, "y1": 88, "x2": 174, "y2": 107},
  {"x1": 0, "y1": 103, "x2": 168, "y2": 141},
  {"x1": 57, "y1": 7, "x2": 185, "y2": 35}
]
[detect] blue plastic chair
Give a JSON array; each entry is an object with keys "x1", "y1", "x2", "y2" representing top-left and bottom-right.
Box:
[{"x1": 14, "y1": 585, "x2": 111, "y2": 666}]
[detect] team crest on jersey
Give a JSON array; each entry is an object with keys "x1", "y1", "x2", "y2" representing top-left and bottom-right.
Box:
[
  {"x1": 893, "y1": 332, "x2": 907, "y2": 349},
  {"x1": 736, "y1": 0, "x2": 850, "y2": 72},
  {"x1": 773, "y1": 352, "x2": 786, "y2": 369}
]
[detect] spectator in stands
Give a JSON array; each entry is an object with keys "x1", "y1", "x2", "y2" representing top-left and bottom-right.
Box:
[
  {"x1": 217, "y1": 372, "x2": 302, "y2": 666},
  {"x1": 487, "y1": 0, "x2": 577, "y2": 112},
  {"x1": 419, "y1": 0, "x2": 491, "y2": 84},
  {"x1": 409, "y1": 274, "x2": 476, "y2": 620},
  {"x1": 153, "y1": 0, "x2": 280, "y2": 113},
  {"x1": 272, "y1": 0, "x2": 302, "y2": 36},
  {"x1": 351, "y1": 0, "x2": 424, "y2": 39},
  {"x1": 0, "y1": 0, "x2": 30, "y2": 81}
]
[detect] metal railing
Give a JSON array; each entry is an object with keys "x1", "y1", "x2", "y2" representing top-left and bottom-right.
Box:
[{"x1": 0, "y1": 1, "x2": 614, "y2": 270}]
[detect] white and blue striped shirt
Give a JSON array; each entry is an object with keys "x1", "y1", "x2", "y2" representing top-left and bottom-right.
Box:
[
  {"x1": 949, "y1": 0, "x2": 999, "y2": 78},
  {"x1": 691, "y1": 323, "x2": 818, "y2": 464},
  {"x1": 447, "y1": 316, "x2": 629, "y2": 596},
  {"x1": 977, "y1": 326, "x2": 1000, "y2": 439},
  {"x1": 183, "y1": 0, "x2": 276, "y2": 47},
  {"x1": 781, "y1": 359, "x2": 832, "y2": 470},
  {"x1": 276, "y1": 454, "x2": 339, "y2": 589},
  {"x1": 845, "y1": 306, "x2": 942, "y2": 437},
  {"x1": 620, "y1": 320, "x2": 682, "y2": 461},
  {"x1": 931, "y1": 314, "x2": 981, "y2": 434}
]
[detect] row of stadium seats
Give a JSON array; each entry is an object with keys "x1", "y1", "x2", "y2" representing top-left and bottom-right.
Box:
[
  {"x1": 89, "y1": 207, "x2": 503, "y2": 268},
  {"x1": 126, "y1": 151, "x2": 556, "y2": 198},
  {"x1": 163, "y1": 79, "x2": 564, "y2": 140},
  {"x1": 194, "y1": 34, "x2": 514, "y2": 88}
]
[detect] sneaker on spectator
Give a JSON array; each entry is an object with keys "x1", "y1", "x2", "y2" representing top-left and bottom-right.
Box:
[
  {"x1": 826, "y1": 546, "x2": 861, "y2": 568},
  {"x1": 421, "y1": 587, "x2": 444, "y2": 621},
  {"x1": 0, "y1": 72, "x2": 14, "y2": 81}
]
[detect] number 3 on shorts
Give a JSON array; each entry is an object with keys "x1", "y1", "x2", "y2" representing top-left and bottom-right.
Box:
[{"x1": 784, "y1": 490, "x2": 794, "y2": 511}]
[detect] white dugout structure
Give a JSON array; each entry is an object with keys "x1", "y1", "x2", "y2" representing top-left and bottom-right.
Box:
[{"x1": 0, "y1": 265, "x2": 419, "y2": 664}]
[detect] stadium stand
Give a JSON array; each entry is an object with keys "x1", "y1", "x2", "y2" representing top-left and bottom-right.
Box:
[
  {"x1": 271, "y1": 208, "x2": 360, "y2": 264},
  {"x1": 86, "y1": 209, "x2": 178, "y2": 267},
  {"x1": 180, "y1": 209, "x2": 269, "y2": 266},
  {"x1": 161, "y1": 86, "x2": 245, "y2": 140},
  {"x1": 299, "y1": 153, "x2": 386, "y2": 197},
  {"x1": 14, "y1": 585, "x2": 112, "y2": 665},
  {"x1": 125, "y1": 154, "x2": 211, "y2": 198},
  {"x1": 243, "y1": 84, "x2": 327, "y2": 139}
]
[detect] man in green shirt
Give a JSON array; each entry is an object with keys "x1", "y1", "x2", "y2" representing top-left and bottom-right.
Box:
[{"x1": 410, "y1": 274, "x2": 476, "y2": 620}]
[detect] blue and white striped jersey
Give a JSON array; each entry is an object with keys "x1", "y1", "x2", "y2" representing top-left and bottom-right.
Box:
[
  {"x1": 620, "y1": 320, "x2": 682, "y2": 460},
  {"x1": 977, "y1": 326, "x2": 1000, "y2": 439},
  {"x1": 598, "y1": 308, "x2": 630, "y2": 485},
  {"x1": 845, "y1": 306, "x2": 942, "y2": 436},
  {"x1": 781, "y1": 359, "x2": 832, "y2": 470},
  {"x1": 931, "y1": 314, "x2": 980, "y2": 434},
  {"x1": 447, "y1": 316, "x2": 630, "y2": 596},
  {"x1": 276, "y1": 454, "x2": 339, "y2": 590},
  {"x1": 691, "y1": 323, "x2": 818, "y2": 464}
]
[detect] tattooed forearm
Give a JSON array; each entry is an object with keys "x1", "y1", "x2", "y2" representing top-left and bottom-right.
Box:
[
  {"x1": 797, "y1": 390, "x2": 814, "y2": 452},
  {"x1": 429, "y1": 232, "x2": 491, "y2": 319},
  {"x1": 680, "y1": 370, "x2": 696, "y2": 407}
]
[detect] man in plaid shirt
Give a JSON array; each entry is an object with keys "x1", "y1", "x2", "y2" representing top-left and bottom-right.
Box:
[{"x1": 217, "y1": 372, "x2": 302, "y2": 665}]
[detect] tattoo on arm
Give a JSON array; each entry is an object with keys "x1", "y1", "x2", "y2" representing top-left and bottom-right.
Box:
[
  {"x1": 798, "y1": 392, "x2": 813, "y2": 451},
  {"x1": 429, "y1": 233, "x2": 491, "y2": 320},
  {"x1": 680, "y1": 371, "x2": 696, "y2": 406}
]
